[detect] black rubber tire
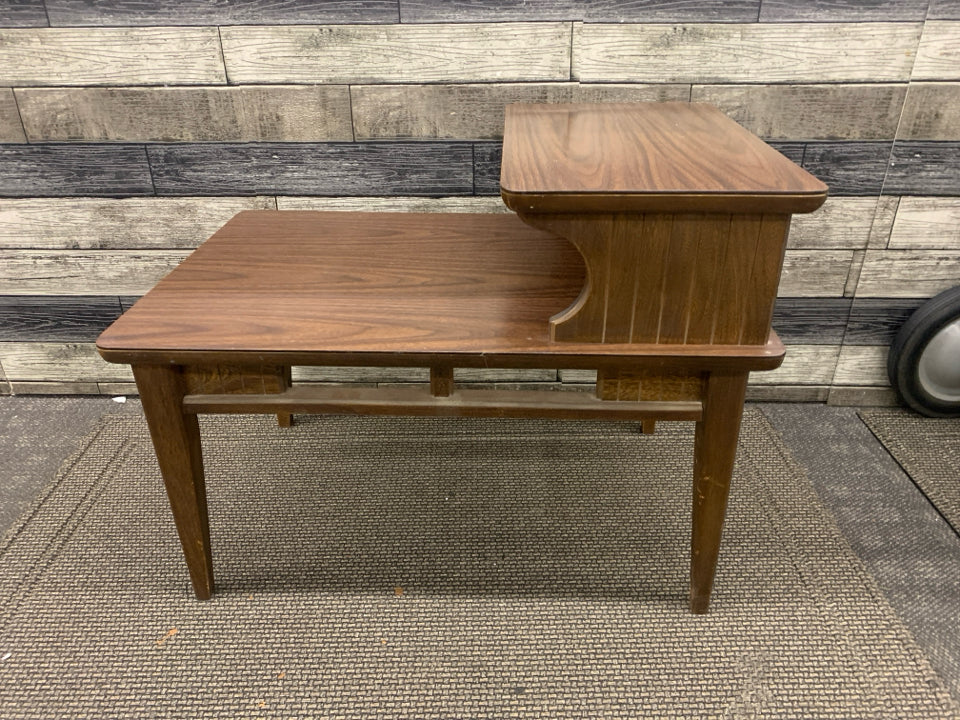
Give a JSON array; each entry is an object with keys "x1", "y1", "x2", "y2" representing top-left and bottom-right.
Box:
[{"x1": 887, "y1": 285, "x2": 960, "y2": 418}]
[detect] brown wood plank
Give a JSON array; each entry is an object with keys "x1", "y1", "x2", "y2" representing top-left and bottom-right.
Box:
[
  {"x1": 657, "y1": 215, "x2": 702, "y2": 344},
  {"x1": 630, "y1": 214, "x2": 673, "y2": 343},
  {"x1": 741, "y1": 215, "x2": 790, "y2": 344}
]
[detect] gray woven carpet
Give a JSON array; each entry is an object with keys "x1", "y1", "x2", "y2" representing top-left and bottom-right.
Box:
[
  {"x1": 860, "y1": 409, "x2": 960, "y2": 535},
  {"x1": 1, "y1": 409, "x2": 956, "y2": 719}
]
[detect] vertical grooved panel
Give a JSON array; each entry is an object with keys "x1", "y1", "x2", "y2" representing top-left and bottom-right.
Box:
[
  {"x1": 686, "y1": 215, "x2": 731, "y2": 344},
  {"x1": 657, "y1": 214, "x2": 702, "y2": 344},
  {"x1": 740, "y1": 215, "x2": 790, "y2": 344},
  {"x1": 713, "y1": 215, "x2": 763, "y2": 344},
  {"x1": 631, "y1": 214, "x2": 673, "y2": 343}
]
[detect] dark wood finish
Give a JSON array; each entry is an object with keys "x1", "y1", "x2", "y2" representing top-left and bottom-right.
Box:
[
  {"x1": 0, "y1": 144, "x2": 153, "y2": 197},
  {"x1": 759, "y1": 0, "x2": 928, "y2": 21},
  {"x1": 597, "y1": 369, "x2": 704, "y2": 402},
  {"x1": 132, "y1": 364, "x2": 213, "y2": 600},
  {"x1": 885, "y1": 142, "x2": 960, "y2": 196},
  {"x1": 182, "y1": 364, "x2": 287, "y2": 395},
  {"x1": 641, "y1": 419, "x2": 656, "y2": 434},
  {"x1": 501, "y1": 103, "x2": 827, "y2": 215},
  {"x1": 801, "y1": 141, "x2": 892, "y2": 197},
  {"x1": 0, "y1": 0, "x2": 48, "y2": 27},
  {"x1": 0, "y1": 296, "x2": 122, "y2": 341},
  {"x1": 182, "y1": 385, "x2": 704, "y2": 422},
  {"x1": 845, "y1": 298, "x2": 927, "y2": 345},
  {"x1": 430, "y1": 366, "x2": 454, "y2": 397},
  {"x1": 690, "y1": 370, "x2": 749, "y2": 614},
  {"x1": 45, "y1": 0, "x2": 399, "y2": 25},
  {"x1": 146, "y1": 143, "x2": 473, "y2": 197},
  {"x1": 772, "y1": 298, "x2": 852, "y2": 344}
]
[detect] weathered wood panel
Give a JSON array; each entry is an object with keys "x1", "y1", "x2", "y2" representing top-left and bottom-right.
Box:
[
  {"x1": 0, "y1": 89, "x2": 25, "y2": 143},
  {"x1": 787, "y1": 196, "x2": 894, "y2": 249},
  {"x1": 845, "y1": 297, "x2": 926, "y2": 344},
  {"x1": 0, "y1": 197, "x2": 275, "y2": 250},
  {"x1": 220, "y1": 23, "x2": 571, "y2": 84},
  {"x1": 16, "y1": 86, "x2": 353, "y2": 142},
  {"x1": 277, "y1": 196, "x2": 508, "y2": 213},
  {"x1": 0, "y1": 342, "x2": 134, "y2": 382},
  {"x1": 889, "y1": 197, "x2": 960, "y2": 249},
  {"x1": 0, "y1": 296, "x2": 122, "y2": 341},
  {"x1": 801, "y1": 142, "x2": 892, "y2": 196},
  {"x1": 352, "y1": 83, "x2": 689, "y2": 140},
  {"x1": 473, "y1": 142, "x2": 502, "y2": 196},
  {"x1": 884, "y1": 142, "x2": 960, "y2": 195},
  {"x1": 400, "y1": 0, "x2": 582, "y2": 21},
  {"x1": 772, "y1": 298, "x2": 852, "y2": 344},
  {"x1": 833, "y1": 345, "x2": 888, "y2": 385},
  {"x1": 913, "y1": 21, "x2": 960, "y2": 80},
  {"x1": 759, "y1": 0, "x2": 928, "y2": 22},
  {"x1": 0, "y1": 28, "x2": 226, "y2": 86},
  {"x1": 691, "y1": 84, "x2": 906, "y2": 140},
  {"x1": 751, "y1": 345, "x2": 841, "y2": 385},
  {"x1": 575, "y1": 23, "x2": 921, "y2": 83},
  {"x1": 0, "y1": 144, "x2": 154, "y2": 197},
  {"x1": 44, "y1": 0, "x2": 399, "y2": 25},
  {"x1": 856, "y1": 249, "x2": 960, "y2": 297},
  {"x1": 10, "y1": 381, "x2": 101, "y2": 395},
  {"x1": 292, "y1": 366, "x2": 426, "y2": 383},
  {"x1": 587, "y1": 1, "x2": 759, "y2": 22},
  {"x1": 0, "y1": 0, "x2": 47, "y2": 27},
  {"x1": 147, "y1": 143, "x2": 473, "y2": 196},
  {"x1": 929, "y1": 1, "x2": 960, "y2": 20},
  {"x1": 0, "y1": 250, "x2": 189, "y2": 295},
  {"x1": 779, "y1": 250, "x2": 854, "y2": 296},
  {"x1": 897, "y1": 83, "x2": 960, "y2": 140}
]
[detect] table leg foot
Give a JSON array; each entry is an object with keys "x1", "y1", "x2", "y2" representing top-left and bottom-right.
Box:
[
  {"x1": 277, "y1": 412, "x2": 293, "y2": 427},
  {"x1": 689, "y1": 371, "x2": 748, "y2": 614},
  {"x1": 133, "y1": 364, "x2": 214, "y2": 600},
  {"x1": 641, "y1": 419, "x2": 657, "y2": 434}
]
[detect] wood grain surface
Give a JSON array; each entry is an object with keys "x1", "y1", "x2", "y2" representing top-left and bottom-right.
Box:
[
  {"x1": 856, "y1": 249, "x2": 960, "y2": 297},
  {"x1": 146, "y1": 143, "x2": 474, "y2": 196},
  {"x1": 913, "y1": 21, "x2": 960, "y2": 80},
  {"x1": 772, "y1": 298, "x2": 852, "y2": 344},
  {"x1": 351, "y1": 83, "x2": 689, "y2": 140},
  {"x1": 0, "y1": 296, "x2": 122, "y2": 341},
  {"x1": 691, "y1": 84, "x2": 906, "y2": 141},
  {"x1": 0, "y1": 28, "x2": 226, "y2": 86},
  {"x1": 0, "y1": 0, "x2": 47, "y2": 27},
  {"x1": 885, "y1": 142, "x2": 960, "y2": 195},
  {"x1": 758, "y1": 0, "x2": 928, "y2": 21},
  {"x1": 0, "y1": 341, "x2": 134, "y2": 382},
  {"x1": 0, "y1": 197, "x2": 275, "y2": 249},
  {"x1": 801, "y1": 142, "x2": 892, "y2": 196},
  {"x1": 0, "y1": 89, "x2": 25, "y2": 143},
  {"x1": 400, "y1": 0, "x2": 582, "y2": 22},
  {"x1": 844, "y1": 298, "x2": 927, "y2": 345},
  {"x1": 587, "y1": 0, "x2": 759, "y2": 22},
  {"x1": 15, "y1": 86, "x2": 353, "y2": 143},
  {"x1": 500, "y1": 103, "x2": 826, "y2": 214},
  {"x1": 220, "y1": 23, "x2": 571, "y2": 84},
  {"x1": 575, "y1": 23, "x2": 921, "y2": 83},
  {"x1": 43, "y1": 0, "x2": 399, "y2": 26},
  {"x1": 833, "y1": 345, "x2": 888, "y2": 386},
  {"x1": 0, "y1": 144, "x2": 154, "y2": 197},
  {"x1": 890, "y1": 197, "x2": 960, "y2": 249},
  {"x1": 787, "y1": 197, "x2": 893, "y2": 249},
  {"x1": 929, "y1": 0, "x2": 960, "y2": 20},
  {"x1": 898, "y1": 83, "x2": 960, "y2": 141}
]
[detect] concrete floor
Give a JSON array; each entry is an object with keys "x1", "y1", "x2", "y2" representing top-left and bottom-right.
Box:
[{"x1": 1, "y1": 396, "x2": 958, "y2": 706}]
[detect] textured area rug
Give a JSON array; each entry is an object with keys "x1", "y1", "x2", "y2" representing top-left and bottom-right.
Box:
[
  {"x1": 0, "y1": 410, "x2": 956, "y2": 719},
  {"x1": 860, "y1": 409, "x2": 960, "y2": 535}
]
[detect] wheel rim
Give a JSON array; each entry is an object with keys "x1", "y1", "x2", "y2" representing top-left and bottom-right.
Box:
[{"x1": 918, "y1": 317, "x2": 960, "y2": 403}]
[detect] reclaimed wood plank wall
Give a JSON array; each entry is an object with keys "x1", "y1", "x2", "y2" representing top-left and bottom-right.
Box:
[{"x1": 1, "y1": 0, "x2": 958, "y2": 403}]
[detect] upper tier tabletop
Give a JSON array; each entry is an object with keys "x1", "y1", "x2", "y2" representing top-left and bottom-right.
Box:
[
  {"x1": 96, "y1": 211, "x2": 784, "y2": 369},
  {"x1": 500, "y1": 102, "x2": 828, "y2": 215}
]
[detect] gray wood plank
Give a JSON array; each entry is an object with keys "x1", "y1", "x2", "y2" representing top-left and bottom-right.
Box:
[
  {"x1": 752, "y1": 345, "x2": 841, "y2": 386},
  {"x1": 119, "y1": 296, "x2": 139, "y2": 313},
  {"x1": 277, "y1": 196, "x2": 508, "y2": 213},
  {"x1": 0, "y1": 144, "x2": 154, "y2": 197},
  {"x1": 802, "y1": 142, "x2": 892, "y2": 196},
  {"x1": 929, "y1": 1, "x2": 960, "y2": 19},
  {"x1": 0, "y1": 341, "x2": 133, "y2": 382},
  {"x1": 772, "y1": 298, "x2": 852, "y2": 344},
  {"x1": 575, "y1": 23, "x2": 922, "y2": 83},
  {"x1": 473, "y1": 143, "x2": 502, "y2": 196},
  {"x1": 889, "y1": 196, "x2": 960, "y2": 249},
  {"x1": 400, "y1": 0, "x2": 582, "y2": 21},
  {"x1": 759, "y1": 0, "x2": 928, "y2": 22},
  {"x1": 692, "y1": 83, "x2": 906, "y2": 141},
  {"x1": 0, "y1": 296, "x2": 121, "y2": 341},
  {"x1": 44, "y1": 0, "x2": 398, "y2": 25},
  {"x1": 884, "y1": 142, "x2": 960, "y2": 195},
  {"x1": 0, "y1": 197, "x2": 275, "y2": 249},
  {"x1": 0, "y1": 0, "x2": 47, "y2": 27},
  {"x1": 352, "y1": 83, "x2": 689, "y2": 140},
  {"x1": 845, "y1": 298, "x2": 927, "y2": 344},
  {"x1": 0, "y1": 250, "x2": 189, "y2": 295},
  {"x1": 221, "y1": 23, "x2": 571, "y2": 84},
  {"x1": 587, "y1": 1, "x2": 759, "y2": 22},
  {"x1": 856, "y1": 249, "x2": 960, "y2": 297},
  {"x1": 16, "y1": 86, "x2": 353, "y2": 143},
  {"x1": 0, "y1": 88, "x2": 25, "y2": 143},
  {"x1": 788, "y1": 197, "x2": 890, "y2": 250},
  {"x1": 898, "y1": 83, "x2": 960, "y2": 140},
  {"x1": 148, "y1": 143, "x2": 473, "y2": 196},
  {"x1": 780, "y1": 250, "x2": 854, "y2": 297},
  {"x1": 913, "y1": 21, "x2": 960, "y2": 80},
  {"x1": 833, "y1": 345, "x2": 888, "y2": 385},
  {"x1": 0, "y1": 28, "x2": 226, "y2": 86}
]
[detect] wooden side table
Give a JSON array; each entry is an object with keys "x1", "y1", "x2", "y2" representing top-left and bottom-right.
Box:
[{"x1": 97, "y1": 103, "x2": 826, "y2": 613}]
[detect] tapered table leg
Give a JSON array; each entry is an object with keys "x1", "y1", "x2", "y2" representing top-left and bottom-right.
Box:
[
  {"x1": 133, "y1": 364, "x2": 214, "y2": 600},
  {"x1": 690, "y1": 370, "x2": 749, "y2": 614}
]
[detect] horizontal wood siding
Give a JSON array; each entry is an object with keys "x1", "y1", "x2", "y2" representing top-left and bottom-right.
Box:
[
  {"x1": 0, "y1": 89, "x2": 26, "y2": 143},
  {"x1": 0, "y1": 28, "x2": 226, "y2": 86},
  {"x1": 0, "y1": 0, "x2": 48, "y2": 27},
  {"x1": 15, "y1": 86, "x2": 354, "y2": 142},
  {"x1": 845, "y1": 298, "x2": 927, "y2": 345},
  {"x1": 575, "y1": 23, "x2": 922, "y2": 83},
  {"x1": 758, "y1": 0, "x2": 928, "y2": 22},
  {"x1": 801, "y1": 142, "x2": 892, "y2": 196},
  {"x1": 0, "y1": 144, "x2": 154, "y2": 197},
  {"x1": 856, "y1": 250, "x2": 960, "y2": 298},
  {"x1": 889, "y1": 197, "x2": 960, "y2": 249},
  {"x1": 0, "y1": 342, "x2": 134, "y2": 382},
  {"x1": 220, "y1": 23, "x2": 572, "y2": 84},
  {"x1": 913, "y1": 21, "x2": 960, "y2": 80},
  {"x1": 885, "y1": 142, "x2": 960, "y2": 195},
  {"x1": 833, "y1": 345, "x2": 888, "y2": 386},
  {"x1": 0, "y1": 296, "x2": 122, "y2": 341},
  {"x1": 897, "y1": 83, "x2": 960, "y2": 140}
]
